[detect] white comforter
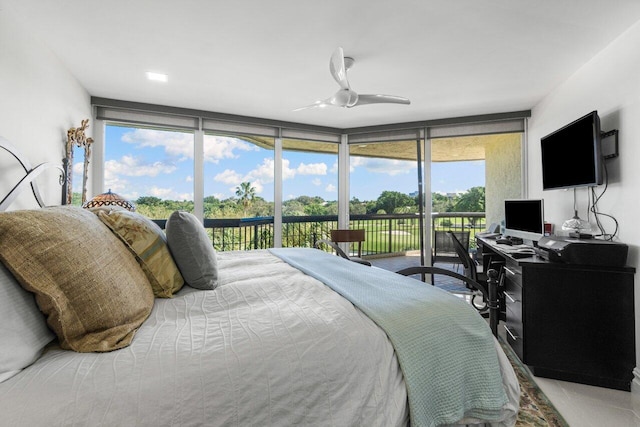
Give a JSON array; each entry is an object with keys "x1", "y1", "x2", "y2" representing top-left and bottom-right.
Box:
[{"x1": 0, "y1": 250, "x2": 518, "y2": 427}]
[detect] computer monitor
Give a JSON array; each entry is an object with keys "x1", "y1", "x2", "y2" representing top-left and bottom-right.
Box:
[{"x1": 503, "y1": 199, "x2": 545, "y2": 243}]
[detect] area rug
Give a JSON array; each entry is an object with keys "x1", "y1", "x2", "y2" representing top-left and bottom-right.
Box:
[{"x1": 500, "y1": 339, "x2": 570, "y2": 427}]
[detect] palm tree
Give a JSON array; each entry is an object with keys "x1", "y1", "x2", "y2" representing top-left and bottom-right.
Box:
[{"x1": 235, "y1": 181, "x2": 256, "y2": 217}]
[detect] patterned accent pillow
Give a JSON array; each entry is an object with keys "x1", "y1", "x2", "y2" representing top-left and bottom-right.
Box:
[
  {"x1": 0, "y1": 206, "x2": 154, "y2": 352},
  {"x1": 97, "y1": 209, "x2": 184, "y2": 298}
]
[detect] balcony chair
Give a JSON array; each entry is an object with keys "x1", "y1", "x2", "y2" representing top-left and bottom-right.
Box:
[
  {"x1": 432, "y1": 230, "x2": 470, "y2": 271},
  {"x1": 314, "y1": 229, "x2": 371, "y2": 266}
]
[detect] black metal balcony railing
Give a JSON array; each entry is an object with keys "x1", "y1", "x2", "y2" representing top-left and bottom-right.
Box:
[{"x1": 154, "y1": 212, "x2": 486, "y2": 256}]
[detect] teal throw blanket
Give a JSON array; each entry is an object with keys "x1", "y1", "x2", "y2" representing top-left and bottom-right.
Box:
[{"x1": 269, "y1": 248, "x2": 508, "y2": 427}]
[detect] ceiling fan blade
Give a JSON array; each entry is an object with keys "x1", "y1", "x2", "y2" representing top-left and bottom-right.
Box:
[
  {"x1": 353, "y1": 94, "x2": 411, "y2": 107},
  {"x1": 293, "y1": 98, "x2": 332, "y2": 111},
  {"x1": 295, "y1": 89, "x2": 360, "y2": 111},
  {"x1": 329, "y1": 47, "x2": 350, "y2": 90}
]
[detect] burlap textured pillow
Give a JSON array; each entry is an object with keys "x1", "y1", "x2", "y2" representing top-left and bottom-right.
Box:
[
  {"x1": 97, "y1": 210, "x2": 184, "y2": 298},
  {"x1": 0, "y1": 206, "x2": 154, "y2": 352}
]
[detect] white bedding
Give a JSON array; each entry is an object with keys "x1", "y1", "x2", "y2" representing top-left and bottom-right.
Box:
[{"x1": 0, "y1": 250, "x2": 518, "y2": 427}]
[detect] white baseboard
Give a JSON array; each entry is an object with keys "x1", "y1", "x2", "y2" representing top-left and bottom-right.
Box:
[{"x1": 631, "y1": 367, "x2": 640, "y2": 393}]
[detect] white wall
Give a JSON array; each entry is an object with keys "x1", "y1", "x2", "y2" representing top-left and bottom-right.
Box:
[
  {"x1": 0, "y1": 1, "x2": 91, "y2": 210},
  {"x1": 527, "y1": 19, "x2": 640, "y2": 384}
]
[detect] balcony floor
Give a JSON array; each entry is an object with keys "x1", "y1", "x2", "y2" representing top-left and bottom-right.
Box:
[{"x1": 368, "y1": 252, "x2": 472, "y2": 294}]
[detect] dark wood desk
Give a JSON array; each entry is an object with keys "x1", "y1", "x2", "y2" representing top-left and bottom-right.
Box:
[{"x1": 477, "y1": 236, "x2": 636, "y2": 391}]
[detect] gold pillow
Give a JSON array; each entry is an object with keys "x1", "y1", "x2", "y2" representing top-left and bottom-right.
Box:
[
  {"x1": 0, "y1": 206, "x2": 154, "y2": 352},
  {"x1": 97, "y1": 210, "x2": 184, "y2": 298}
]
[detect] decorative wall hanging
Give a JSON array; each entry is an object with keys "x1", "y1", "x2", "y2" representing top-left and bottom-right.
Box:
[{"x1": 63, "y1": 119, "x2": 94, "y2": 205}]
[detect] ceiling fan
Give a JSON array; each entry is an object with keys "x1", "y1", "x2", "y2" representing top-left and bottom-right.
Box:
[{"x1": 295, "y1": 47, "x2": 411, "y2": 111}]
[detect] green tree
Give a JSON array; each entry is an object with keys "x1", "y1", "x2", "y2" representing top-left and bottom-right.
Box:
[
  {"x1": 235, "y1": 182, "x2": 256, "y2": 217},
  {"x1": 376, "y1": 191, "x2": 415, "y2": 214},
  {"x1": 432, "y1": 192, "x2": 454, "y2": 213},
  {"x1": 283, "y1": 200, "x2": 305, "y2": 216},
  {"x1": 454, "y1": 186, "x2": 485, "y2": 212},
  {"x1": 349, "y1": 200, "x2": 366, "y2": 215},
  {"x1": 136, "y1": 196, "x2": 162, "y2": 206},
  {"x1": 249, "y1": 197, "x2": 273, "y2": 217}
]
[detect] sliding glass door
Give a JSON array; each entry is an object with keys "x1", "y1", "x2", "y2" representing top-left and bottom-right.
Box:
[{"x1": 348, "y1": 138, "x2": 425, "y2": 265}]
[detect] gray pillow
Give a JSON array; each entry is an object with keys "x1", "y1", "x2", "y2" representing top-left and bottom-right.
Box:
[
  {"x1": 0, "y1": 262, "x2": 55, "y2": 383},
  {"x1": 166, "y1": 211, "x2": 218, "y2": 290}
]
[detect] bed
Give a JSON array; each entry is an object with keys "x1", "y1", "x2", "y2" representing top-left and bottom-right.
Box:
[{"x1": 0, "y1": 141, "x2": 519, "y2": 427}]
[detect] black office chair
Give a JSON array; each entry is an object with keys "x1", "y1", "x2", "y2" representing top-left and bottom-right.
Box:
[
  {"x1": 396, "y1": 265, "x2": 501, "y2": 336},
  {"x1": 448, "y1": 231, "x2": 484, "y2": 283},
  {"x1": 447, "y1": 231, "x2": 490, "y2": 312}
]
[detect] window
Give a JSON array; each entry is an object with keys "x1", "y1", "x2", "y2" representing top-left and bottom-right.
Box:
[
  {"x1": 104, "y1": 124, "x2": 194, "y2": 219},
  {"x1": 202, "y1": 133, "x2": 275, "y2": 250},
  {"x1": 349, "y1": 140, "x2": 423, "y2": 255},
  {"x1": 203, "y1": 134, "x2": 274, "y2": 219},
  {"x1": 94, "y1": 98, "x2": 528, "y2": 254},
  {"x1": 282, "y1": 139, "x2": 338, "y2": 216},
  {"x1": 282, "y1": 139, "x2": 339, "y2": 247}
]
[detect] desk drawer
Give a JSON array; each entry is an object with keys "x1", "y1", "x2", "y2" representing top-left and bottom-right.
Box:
[
  {"x1": 503, "y1": 276, "x2": 522, "y2": 305},
  {"x1": 502, "y1": 263, "x2": 523, "y2": 288},
  {"x1": 505, "y1": 302, "x2": 524, "y2": 361}
]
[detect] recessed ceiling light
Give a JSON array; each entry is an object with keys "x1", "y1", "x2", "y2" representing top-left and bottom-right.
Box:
[{"x1": 146, "y1": 72, "x2": 168, "y2": 82}]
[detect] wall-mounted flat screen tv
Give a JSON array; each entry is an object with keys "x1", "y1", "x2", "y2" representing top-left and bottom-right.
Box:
[{"x1": 540, "y1": 111, "x2": 603, "y2": 190}]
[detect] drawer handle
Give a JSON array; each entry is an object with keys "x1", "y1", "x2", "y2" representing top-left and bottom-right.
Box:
[
  {"x1": 504, "y1": 291, "x2": 519, "y2": 303},
  {"x1": 504, "y1": 266, "x2": 519, "y2": 277},
  {"x1": 504, "y1": 325, "x2": 519, "y2": 341}
]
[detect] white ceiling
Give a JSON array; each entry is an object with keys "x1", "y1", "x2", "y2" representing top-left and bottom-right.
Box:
[{"x1": 5, "y1": 0, "x2": 640, "y2": 129}]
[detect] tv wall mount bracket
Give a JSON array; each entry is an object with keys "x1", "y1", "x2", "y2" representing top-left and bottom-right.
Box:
[{"x1": 601, "y1": 129, "x2": 619, "y2": 160}]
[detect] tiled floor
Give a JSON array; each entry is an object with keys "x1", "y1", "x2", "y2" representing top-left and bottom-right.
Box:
[
  {"x1": 370, "y1": 254, "x2": 640, "y2": 426},
  {"x1": 533, "y1": 374, "x2": 640, "y2": 426}
]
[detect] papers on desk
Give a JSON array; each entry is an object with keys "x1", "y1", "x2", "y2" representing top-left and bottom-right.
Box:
[{"x1": 497, "y1": 244, "x2": 537, "y2": 257}]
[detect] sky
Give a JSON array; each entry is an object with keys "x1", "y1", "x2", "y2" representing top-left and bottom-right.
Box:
[{"x1": 74, "y1": 125, "x2": 485, "y2": 202}]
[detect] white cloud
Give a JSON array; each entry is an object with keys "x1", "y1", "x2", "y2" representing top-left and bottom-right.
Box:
[
  {"x1": 71, "y1": 161, "x2": 85, "y2": 192},
  {"x1": 215, "y1": 167, "x2": 268, "y2": 197},
  {"x1": 325, "y1": 183, "x2": 337, "y2": 192},
  {"x1": 214, "y1": 169, "x2": 244, "y2": 185},
  {"x1": 213, "y1": 157, "x2": 329, "y2": 198},
  {"x1": 247, "y1": 158, "x2": 279, "y2": 182},
  {"x1": 103, "y1": 175, "x2": 130, "y2": 195},
  {"x1": 105, "y1": 155, "x2": 177, "y2": 178},
  {"x1": 295, "y1": 162, "x2": 327, "y2": 175},
  {"x1": 350, "y1": 156, "x2": 414, "y2": 176},
  {"x1": 312, "y1": 178, "x2": 322, "y2": 186},
  {"x1": 250, "y1": 181, "x2": 264, "y2": 194},
  {"x1": 121, "y1": 129, "x2": 193, "y2": 159},
  {"x1": 186, "y1": 175, "x2": 193, "y2": 182},
  {"x1": 148, "y1": 186, "x2": 192, "y2": 201},
  {"x1": 204, "y1": 136, "x2": 259, "y2": 164},
  {"x1": 72, "y1": 161, "x2": 84, "y2": 174},
  {"x1": 330, "y1": 161, "x2": 339, "y2": 174}
]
